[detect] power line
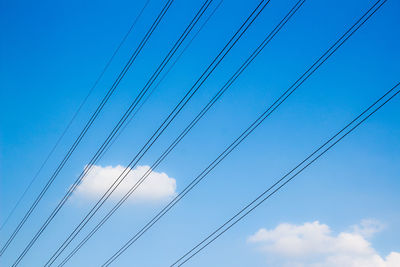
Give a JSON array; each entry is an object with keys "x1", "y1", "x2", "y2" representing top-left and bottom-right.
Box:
[
  {"x1": 71, "y1": 0, "x2": 224, "y2": 192},
  {"x1": 0, "y1": 0, "x2": 150, "y2": 234},
  {"x1": 101, "y1": 1, "x2": 387, "y2": 265},
  {"x1": 172, "y1": 81, "x2": 399, "y2": 266},
  {"x1": 101, "y1": 0, "x2": 225, "y2": 159},
  {"x1": 12, "y1": 0, "x2": 217, "y2": 265},
  {"x1": 39, "y1": 0, "x2": 273, "y2": 265},
  {"x1": 3, "y1": 0, "x2": 175, "y2": 261},
  {"x1": 38, "y1": 1, "x2": 217, "y2": 265},
  {"x1": 55, "y1": 1, "x2": 304, "y2": 266}
]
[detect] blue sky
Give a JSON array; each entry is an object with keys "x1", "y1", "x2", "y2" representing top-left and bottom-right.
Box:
[{"x1": 0, "y1": 0, "x2": 399, "y2": 266}]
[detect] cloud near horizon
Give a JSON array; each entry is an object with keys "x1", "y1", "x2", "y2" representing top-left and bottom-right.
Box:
[
  {"x1": 73, "y1": 164, "x2": 177, "y2": 204},
  {"x1": 247, "y1": 220, "x2": 400, "y2": 267}
]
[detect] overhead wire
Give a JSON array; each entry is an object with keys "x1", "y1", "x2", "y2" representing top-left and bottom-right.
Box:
[
  {"x1": 96, "y1": 0, "x2": 224, "y2": 175},
  {"x1": 55, "y1": 0, "x2": 306, "y2": 266},
  {"x1": 38, "y1": 0, "x2": 274, "y2": 265},
  {"x1": 12, "y1": 0, "x2": 220, "y2": 265},
  {"x1": 3, "y1": 0, "x2": 176, "y2": 261},
  {"x1": 172, "y1": 81, "x2": 400, "y2": 266},
  {"x1": 101, "y1": 0, "x2": 387, "y2": 265},
  {"x1": 0, "y1": 0, "x2": 150, "y2": 234}
]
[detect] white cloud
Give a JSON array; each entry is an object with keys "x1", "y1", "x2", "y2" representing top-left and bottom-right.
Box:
[
  {"x1": 73, "y1": 165, "x2": 176, "y2": 204},
  {"x1": 247, "y1": 220, "x2": 400, "y2": 267}
]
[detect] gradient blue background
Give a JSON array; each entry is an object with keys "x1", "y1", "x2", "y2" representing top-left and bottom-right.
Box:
[{"x1": 1, "y1": 0, "x2": 399, "y2": 266}]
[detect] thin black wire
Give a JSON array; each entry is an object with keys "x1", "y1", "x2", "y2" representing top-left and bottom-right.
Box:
[
  {"x1": 70, "y1": 0, "x2": 224, "y2": 205},
  {"x1": 40, "y1": 1, "x2": 215, "y2": 265},
  {"x1": 42, "y1": 0, "x2": 271, "y2": 265},
  {"x1": 56, "y1": 1, "x2": 223, "y2": 263},
  {"x1": 0, "y1": 0, "x2": 150, "y2": 234},
  {"x1": 102, "y1": 1, "x2": 386, "y2": 265},
  {"x1": 50, "y1": 0, "x2": 272, "y2": 265},
  {"x1": 2, "y1": 0, "x2": 161, "y2": 256},
  {"x1": 8, "y1": 0, "x2": 175, "y2": 264},
  {"x1": 101, "y1": 0, "x2": 225, "y2": 159},
  {"x1": 174, "y1": 82, "x2": 400, "y2": 266},
  {"x1": 57, "y1": 1, "x2": 303, "y2": 266},
  {"x1": 17, "y1": 0, "x2": 209, "y2": 265},
  {"x1": 64, "y1": 0, "x2": 224, "y2": 209}
]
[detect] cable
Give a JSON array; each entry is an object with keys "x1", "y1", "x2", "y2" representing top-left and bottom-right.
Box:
[
  {"x1": 0, "y1": 0, "x2": 150, "y2": 234},
  {"x1": 12, "y1": 0, "x2": 217, "y2": 265},
  {"x1": 2, "y1": 0, "x2": 161, "y2": 256},
  {"x1": 55, "y1": 1, "x2": 304, "y2": 266},
  {"x1": 79, "y1": 0, "x2": 224, "y2": 188},
  {"x1": 5, "y1": 0, "x2": 175, "y2": 263},
  {"x1": 36, "y1": 1, "x2": 215, "y2": 266},
  {"x1": 173, "y1": 81, "x2": 400, "y2": 266},
  {"x1": 41, "y1": 0, "x2": 272, "y2": 265},
  {"x1": 102, "y1": 1, "x2": 387, "y2": 265},
  {"x1": 101, "y1": 0, "x2": 225, "y2": 159},
  {"x1": 36, "y1": 1, "x2": 216, "y2": 266}
]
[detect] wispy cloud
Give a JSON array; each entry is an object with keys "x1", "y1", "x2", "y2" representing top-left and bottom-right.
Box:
[
  {"x1": 351, "y1": 218, "x2": 385, "y2": 239},
  {"x1": 73, "y1": 165, "x2": 176, "y2": 204},
  {"x1": 247, "y1": 220, "x2": 399, "y2": 267}
]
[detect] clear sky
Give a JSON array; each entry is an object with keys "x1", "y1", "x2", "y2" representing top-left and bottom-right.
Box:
[{"x1": 0, "y1": 0, "x2": 399, "y2": 266}]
